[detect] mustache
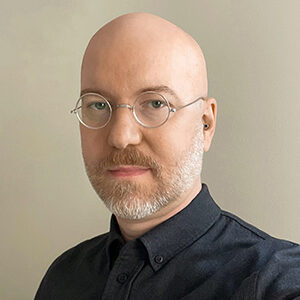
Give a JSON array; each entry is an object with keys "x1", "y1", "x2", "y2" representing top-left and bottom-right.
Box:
[{"x1": 91, "y1": 147, "x2": 162, "y2": 176}]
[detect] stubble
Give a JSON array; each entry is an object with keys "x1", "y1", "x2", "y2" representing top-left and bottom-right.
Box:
[{"x1": 83, "y1": 123, "x2": 204, "y2": 220}]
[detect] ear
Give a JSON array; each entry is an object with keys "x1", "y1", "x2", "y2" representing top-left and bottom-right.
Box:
[{"x1": 202, "y1": 97, "x2": 217, "y2": 152}]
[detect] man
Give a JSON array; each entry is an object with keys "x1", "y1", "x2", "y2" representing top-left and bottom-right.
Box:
[{"x1": 35, "y1": 12, "x2": 300, "y2": 299}]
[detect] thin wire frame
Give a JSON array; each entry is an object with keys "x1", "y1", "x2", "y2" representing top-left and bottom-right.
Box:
[
  {"x1": 70, "y1": 93, "x2": 113, "y2": 129},
  {"x1": 132, "y1": 91, "x2": 171, "y2": 128},
  {"x1": 70, "y1": 91, "x2": 205, "y2": 129}
]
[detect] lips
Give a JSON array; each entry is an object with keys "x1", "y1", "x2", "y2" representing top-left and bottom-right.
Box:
[{"x1": 108, "y1": 166, "x2": 150, "y2": 177}]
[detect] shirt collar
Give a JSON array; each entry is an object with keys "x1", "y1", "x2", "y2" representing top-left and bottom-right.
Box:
[{"x1": 106, "y1": 183, "x2": 221, "y2": 272}]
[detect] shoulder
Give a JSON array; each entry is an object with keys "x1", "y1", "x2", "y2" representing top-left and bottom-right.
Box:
[
  {"x1": 220, "y1": 210, "x2": 298, "y2": 248},
  {"x1": 220, "y1": 211, "x2": 300, "y2": 299},
  {"x1": 35, "y1": 232, "x2": 109, "y2": 299},
  {"x1": 48, "y1": 232, "x2": 109, "y2": 271},
  {"x1": 254, "y1": 240, "x2": 300, "y2": 299},
  {"x1": 232, "y1": 242, "x2": 300, "y2": 299},
  {"x1": 220, "y1": 210, "x2": 271, "y2": 239}
]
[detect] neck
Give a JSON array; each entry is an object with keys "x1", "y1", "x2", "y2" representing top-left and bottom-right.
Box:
[{"x1": 116, "y1": 181, "x2": 202, "y2": 242}]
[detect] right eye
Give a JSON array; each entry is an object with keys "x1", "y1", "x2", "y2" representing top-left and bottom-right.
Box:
[{"x1": 89, "y1": 102, "x2": 107, "y2": 110}]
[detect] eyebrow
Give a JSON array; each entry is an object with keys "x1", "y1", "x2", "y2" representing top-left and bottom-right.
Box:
[
  {"x1": 80, "y1": 85, "x2": 180, "y2": 101},
  {"x1": 137, "y1": 85, "x2": 180, "y2": 100},
  {"x1": 80, "y1": 88, "x2": 113, "y2": 98}
]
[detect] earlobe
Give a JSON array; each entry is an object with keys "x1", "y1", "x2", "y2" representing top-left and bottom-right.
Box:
[{"x1": 202, "y1": 98, "x2": 217, "y2": 152}]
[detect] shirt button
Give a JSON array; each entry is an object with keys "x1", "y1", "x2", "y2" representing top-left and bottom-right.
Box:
[
  {"x1": 117, "y1": 272, "x2": 128, "y2": 283},
  {"x1": 154, "y1": 255, "x2": 164, "y2": 264}
]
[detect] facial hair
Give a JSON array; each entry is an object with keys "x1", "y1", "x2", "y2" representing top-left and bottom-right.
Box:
[{"x1": 83, "y1": 123, "x2": 204, "y2": 220}]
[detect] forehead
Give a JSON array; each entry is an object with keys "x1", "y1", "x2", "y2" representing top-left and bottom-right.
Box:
[{"x1": 81, "y1": 37, "x2": 202, "y2": 102}]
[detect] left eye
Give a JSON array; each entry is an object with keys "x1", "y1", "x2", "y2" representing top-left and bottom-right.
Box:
[
  {"x1": 142, "y1": 100, "x2": 166, "y2": 109},
  {"x1": 150, "y1": 100, "x2": 164, "y2": 108},
  {"x1": 89, "y1": 102, "x2": 107, "y2": 110}
]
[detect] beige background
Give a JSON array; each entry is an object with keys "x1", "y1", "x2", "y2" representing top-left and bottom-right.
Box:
[{"x1": 1, "y1": 1, "x2": 299, "y2": 299}]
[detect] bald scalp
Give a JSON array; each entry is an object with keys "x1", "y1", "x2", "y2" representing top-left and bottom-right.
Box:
[{"x1": 81, "y1": 12, "x2": 208, "y2": 98}]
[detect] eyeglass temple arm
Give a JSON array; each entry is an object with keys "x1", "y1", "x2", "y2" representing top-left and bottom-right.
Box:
[
  {"x1": 70, "y1": 106, "x2": 82, "y2": 114},
  {"x1": 170, "y1": 97, "x2": 204, "y2": 113}
]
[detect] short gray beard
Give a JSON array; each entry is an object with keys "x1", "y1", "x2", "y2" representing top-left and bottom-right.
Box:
[{"x1": 83, "y1": 123, "x2": 204, "y2": 220}]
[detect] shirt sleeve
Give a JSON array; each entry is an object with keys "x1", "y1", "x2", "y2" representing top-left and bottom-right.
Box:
[
  {"x1": 34, "y1": 254, "x2": 64, "y2": 300},
  {"x1": 232, "y1": 243, "x2": 300, "y2": 300},
  {"x1": 255, "y1": 243, "x2": 300, "y2": 299}
]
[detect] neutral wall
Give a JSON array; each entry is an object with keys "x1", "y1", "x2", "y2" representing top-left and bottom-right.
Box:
[{"x1": 1, "y1": 1, "x2": 299, "y2": 299}]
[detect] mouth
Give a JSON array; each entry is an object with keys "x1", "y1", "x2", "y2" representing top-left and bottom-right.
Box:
[{"x1": 107, "y1": 165, "x2": 151, "y2": 177}]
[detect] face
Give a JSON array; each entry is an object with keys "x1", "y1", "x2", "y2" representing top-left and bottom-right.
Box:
[{"x1": 79, "y1": 19, "x2": 213, "y2": 220}]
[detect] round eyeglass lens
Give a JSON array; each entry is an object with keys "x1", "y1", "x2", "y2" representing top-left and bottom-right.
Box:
[
  {"x1": 134, "y1": 92, "x2": 170, "y2": 127},
  {"x1": 77, "y1": 93, "x2": 112, "y2": 128}
]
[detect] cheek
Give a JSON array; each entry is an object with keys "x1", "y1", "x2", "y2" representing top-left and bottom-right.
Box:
[
  {"x1": 148, "y1": 125, "x2": 194, "y2": 166},
  {"x1": 165, "y1": 115, "x2": 200, "y2": 159},
  {"x1": 80, "y1": 126, "x2": 107, "y2": 162}
]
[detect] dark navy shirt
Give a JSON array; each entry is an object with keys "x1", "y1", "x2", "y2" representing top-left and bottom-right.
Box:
[{"x1": 35, "y1": 184, "x2": 300, "y2": 299}]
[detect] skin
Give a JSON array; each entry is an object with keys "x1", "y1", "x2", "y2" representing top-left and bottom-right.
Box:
[{"x1": 80, "y1": 12, "x2": 217, "y2": 242}]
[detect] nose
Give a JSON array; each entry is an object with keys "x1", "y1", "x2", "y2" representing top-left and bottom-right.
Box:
[{"x1": 107, "y1": 105, "x2": 142, "y2": 150}]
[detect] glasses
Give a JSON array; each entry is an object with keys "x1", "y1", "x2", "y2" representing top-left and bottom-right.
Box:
[{"x1": 71, "y1": 91, "x2": 204, "y2": 129}]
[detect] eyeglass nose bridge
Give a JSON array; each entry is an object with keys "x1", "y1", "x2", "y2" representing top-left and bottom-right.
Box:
[
  {"x1": 115, "y1": 103, "x2": 133, "y2": 110},
  {"x1": 113, "y1": 103, "x2": 138, "y2": 125}
]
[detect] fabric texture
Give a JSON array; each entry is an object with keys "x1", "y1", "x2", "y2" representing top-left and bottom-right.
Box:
[{"x1": 35, "y1": 184, "x2": 300, "y2": 300}]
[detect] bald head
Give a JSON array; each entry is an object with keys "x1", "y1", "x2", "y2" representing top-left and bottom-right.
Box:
[{"x1": 81, "y1": 12, "x2": 208, "y2": 103}]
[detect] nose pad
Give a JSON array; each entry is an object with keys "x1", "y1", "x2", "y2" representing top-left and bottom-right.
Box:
[{"x1": 107, "y1": 104, "x2": 142, "y2": 149}]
